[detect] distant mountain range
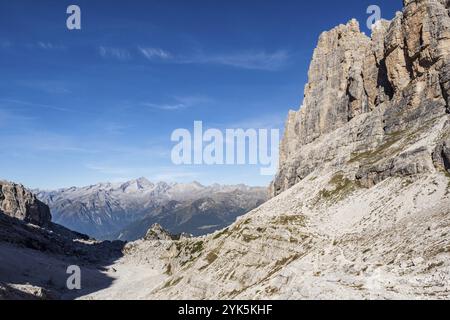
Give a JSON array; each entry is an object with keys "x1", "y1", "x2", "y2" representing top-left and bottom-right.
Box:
[{"x1": 35, "y1": 178, "x2": 267, "y2": 240}]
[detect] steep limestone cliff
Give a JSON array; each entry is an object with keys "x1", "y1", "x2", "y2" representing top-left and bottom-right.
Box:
[{"x1": 272, "y1": 0, "x2": 450, "y2": 196}]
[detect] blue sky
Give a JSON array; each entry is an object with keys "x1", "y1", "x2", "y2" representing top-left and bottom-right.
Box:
[{"x1": 0, "y1": 0, "x2": 402, "y2": 189}]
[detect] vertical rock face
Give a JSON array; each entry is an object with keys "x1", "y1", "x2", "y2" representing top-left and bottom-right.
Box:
[
  {"x1": 283, "y1": 20, "x2": 371, "y2": 151},
  {"x1": 272, "y1": 0, "x2": 450, "y2": 196},
  {"x1": 0, "y1": 181, "x2": 51, "y2": 227}
]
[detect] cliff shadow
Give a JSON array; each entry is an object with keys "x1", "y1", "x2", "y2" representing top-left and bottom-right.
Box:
[{"x1": 0, "y1": 214, "x2": 126, "y2": 300}]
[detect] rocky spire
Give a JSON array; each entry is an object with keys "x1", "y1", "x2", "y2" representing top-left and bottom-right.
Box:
[{"x1": 272, "y1": 0, "x2": 450, "y2": 196}]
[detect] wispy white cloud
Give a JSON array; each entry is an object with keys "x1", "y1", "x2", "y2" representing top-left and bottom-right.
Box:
[
  {"x1": 138, "y1": 47, "x2": 172, "y2": 60},
  {"x1": 97, "y1": 44, "x2": 290, "y2": 71},
  {"x1": 1, "y1": 41, "x2": 66, "y2": 51},
  {"x1": 98, "y1": 46, "x2": 132, "y2": 61},
  {"x1": 174, "y1": 95, "x2": 213, "y2": 106},
  {"x1": 142, "y1": 95, "x2": 213, "y2": 111},
  {"x1": 182, "y1": 50, "x2": 291, "y2": 71},
  {"x1": 36, "y1": 42, "x2": 66, "y2": 50},
  {"x1": 142, "y1": 102, "x2": 187, "y2": 111},
  {"x1": 136, "y1": 44, "x2": 291, "y2": 71}
]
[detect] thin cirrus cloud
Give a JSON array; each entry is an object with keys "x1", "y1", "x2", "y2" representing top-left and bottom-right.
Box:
[
  {"x1": 0, "y1": 40, "x2": 65, "y2": 50},
  {"x1": 141, "y1": 95, "x2": 213, "y2": 111},
  {"x1": 98, "y1": 46, "x2": 132, "y2": 61},
  {"x1": 138, "y1": 47, "x2": 172, "y2": 60},
  {"x1": 180, "y1": 50, "x2": 292, "y2": 71},
  {"x1": 97, "y1": 44, "x2": 290, "y2": 71},
  {"x1": 142, "y1": 102, "x2": 187, "y2": 111},
  {"x1": 36, "y1": 42, "x2": 66, "y2": 50},
  {"x1": 3, "y1": 41, "x2": 289, "y2": 71},
  {"x1": 137, "y1": 46, "x2": 291, "y2": 71}
]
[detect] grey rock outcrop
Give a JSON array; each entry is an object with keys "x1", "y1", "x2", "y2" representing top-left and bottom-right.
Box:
[
  {"x1": 0, "y1": 181, "x2": 51, "y2": 226},
  {"x1": 272, "y1": 0, "x2": 450, "y2": 196},
  {"x1": 144, "y1": 224, "x2": 174, "y2": 241},
  {"x1": 433, "y1": 120, "x2": 450, "y2": 172}
]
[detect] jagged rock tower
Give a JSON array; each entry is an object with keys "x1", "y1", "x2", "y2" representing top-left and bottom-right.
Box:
[{"x1": 271, "y1": 0, "x2": 450, "y2": 196}]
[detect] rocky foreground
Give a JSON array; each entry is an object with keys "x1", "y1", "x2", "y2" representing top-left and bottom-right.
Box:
[{"x1": 1, "y1": 0, "x2": 450, "y2": 300}]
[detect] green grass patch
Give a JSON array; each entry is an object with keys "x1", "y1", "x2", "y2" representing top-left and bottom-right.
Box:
[
  {"x1": 289, "y1": 237, "x2": 299, "y2": 244},
  {"x1": 213, "y1": 228, "x2": 230, "y2": 240},
  {"x1": 206, "y1": 251, "x2": 218, "y2": 264},
  {"x1": 264, "y1": 254, "x2": 301, "y2": 280},
  {"x1": 265, "y1": 286, "x2": 280, "y2": 295},
  {"x1": 349, "y1": 130, "x2": 405, "y2": 164},
  {"x1": 165, "y1": 263, "x2": 172, "y2": 275},
  {"x1": 161, "y1": 276, "x2": 183, "y2": 290},
  {"x1": 242, "y1": 234, "x2": 261, "y2": 243},
  {"x1": 317, "y1": 172, "x2": 361, "y2": 202},
  {"x1": 444, "y1": 169, "x2": 450, "y2": 179},
  {"x1": 191, "y1": 241, "x2": 204, "y2": 254},
  {"x1": 271, "y1": 215, "x2": 306, "y2": 226},
  {"x1": 198, "y1": 251, "x2": 220, "y2": 271}
]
